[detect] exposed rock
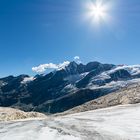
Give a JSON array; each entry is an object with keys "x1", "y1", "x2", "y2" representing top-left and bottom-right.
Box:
[
  {"x1": 0, "y1": 61, "x2": 140, "y2": 114},
  {"x1": 0, "y1": 107, "x2": 46, "y2": 121},
  {"x1": 60, "y1": 83, "x2": 140, "y2": 115}
]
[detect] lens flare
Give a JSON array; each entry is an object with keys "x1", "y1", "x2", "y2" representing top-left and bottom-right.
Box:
[{"x1": 85, "y1": 0, "x2": 111, "y2": 25}]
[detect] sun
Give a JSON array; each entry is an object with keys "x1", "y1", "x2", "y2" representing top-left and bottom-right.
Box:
[
  {"x1": 92, "y1": 3, "x2": 105, "y2": 19},
  {"x1": 85, "y1": 0, "x2": 110, "y2": 24}
]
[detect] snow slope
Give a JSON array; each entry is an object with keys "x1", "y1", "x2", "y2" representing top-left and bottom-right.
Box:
[{"x1": 0, "y1": 103, "x2": 140, "y2": 140}]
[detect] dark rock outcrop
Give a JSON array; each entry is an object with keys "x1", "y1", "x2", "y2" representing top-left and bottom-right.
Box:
[{"x1": 0, "y1": 61, "x2": 139, "y2": 114}]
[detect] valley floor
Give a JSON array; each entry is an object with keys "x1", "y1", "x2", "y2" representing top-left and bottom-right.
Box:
[{"x1": 0, "y1": 103, "x2": 140, "y2": 140}]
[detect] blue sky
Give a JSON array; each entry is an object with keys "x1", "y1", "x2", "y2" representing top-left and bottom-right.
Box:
[{"x1": 0, "y1": 0, "x2": 140, "y2": 77}]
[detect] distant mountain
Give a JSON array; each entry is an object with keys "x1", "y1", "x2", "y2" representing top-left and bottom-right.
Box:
[
  {"x1": 60, "y1": 83, "x2": 140, "y2": 115},
  {"x1": 0, "y1": 61, "x2": 140, "y2": 114}
]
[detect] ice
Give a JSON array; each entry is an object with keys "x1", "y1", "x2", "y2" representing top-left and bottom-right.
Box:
[
  {"x1": 21, "y1": 77, "x2": 35, "y2": 84},
  {"x1": 0, "y1": 104, "x2": 140, "y2": 140},
  {"x1": 0, "y1": 120, "x2": 80, "y2": 140},
  {"x1": 108, "y1": 64, "x2": 140, "y2": 76}
]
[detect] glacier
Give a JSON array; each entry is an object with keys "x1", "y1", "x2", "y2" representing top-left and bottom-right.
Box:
[{"x1": 0, "y1": 103, "x2": 140, "y2": 140}]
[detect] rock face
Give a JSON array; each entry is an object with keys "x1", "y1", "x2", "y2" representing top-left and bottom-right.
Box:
[
  {"x1": 0, "y1": 61, "x2": 140, "y2": 114},
  {"x1": 0, "y1": 107, "x2": 46, "y2": 121},
  {"x1": 61, "y1": 83, "x2": 140, "y2": 115}
]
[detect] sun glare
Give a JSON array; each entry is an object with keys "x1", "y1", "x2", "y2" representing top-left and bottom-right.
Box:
[
  {"x1": 85, "y1": 0, "x2": 111, "y2": 25},
  {"x1": 92, "y1": 3, "x2": 105, "y2": 18}
]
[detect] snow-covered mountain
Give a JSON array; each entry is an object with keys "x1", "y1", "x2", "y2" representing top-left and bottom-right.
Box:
[{"x1": 0, "y1": 61, "x2": 140, "y2": 113}]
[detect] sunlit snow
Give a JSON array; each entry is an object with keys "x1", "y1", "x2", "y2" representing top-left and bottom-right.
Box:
[{"x1": 0, "y1": 103, "x2": 140, "y2": 140}]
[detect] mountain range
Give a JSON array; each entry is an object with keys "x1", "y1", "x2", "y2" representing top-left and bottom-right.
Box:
[{"x1": 0, "y1": 61, "x2": 140, "y2": 114}]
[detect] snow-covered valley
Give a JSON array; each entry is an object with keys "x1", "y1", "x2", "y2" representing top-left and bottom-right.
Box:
[{"x1": 1, "y1": 103, "x2": 140, "y2": 140}]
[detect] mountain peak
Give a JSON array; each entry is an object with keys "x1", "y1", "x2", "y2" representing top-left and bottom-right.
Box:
[
  {"x1": 67, "y1": 61, "x2": 78, "y2": 68},
  {"x1": 1, "y1": 61, "x2": 140, "y2": 114}
]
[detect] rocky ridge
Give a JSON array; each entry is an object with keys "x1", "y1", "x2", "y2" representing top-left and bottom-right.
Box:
[{"x1": 0, "y1": 107, "x2": 46, "y2": 121}]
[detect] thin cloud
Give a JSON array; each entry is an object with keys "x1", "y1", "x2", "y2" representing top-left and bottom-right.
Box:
[
  {"x1": 74, "y1": 56, "x2": 81, "y2": 63},
  {"x1": 21, "y1": 77, "x2": 35, "y2": 84},
  {"x1": 32, "y1": 61, "x2": 70, "y2": 73},
  {"x1": 74, "y1": 56, "x2": 80, "y2": 60}
]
